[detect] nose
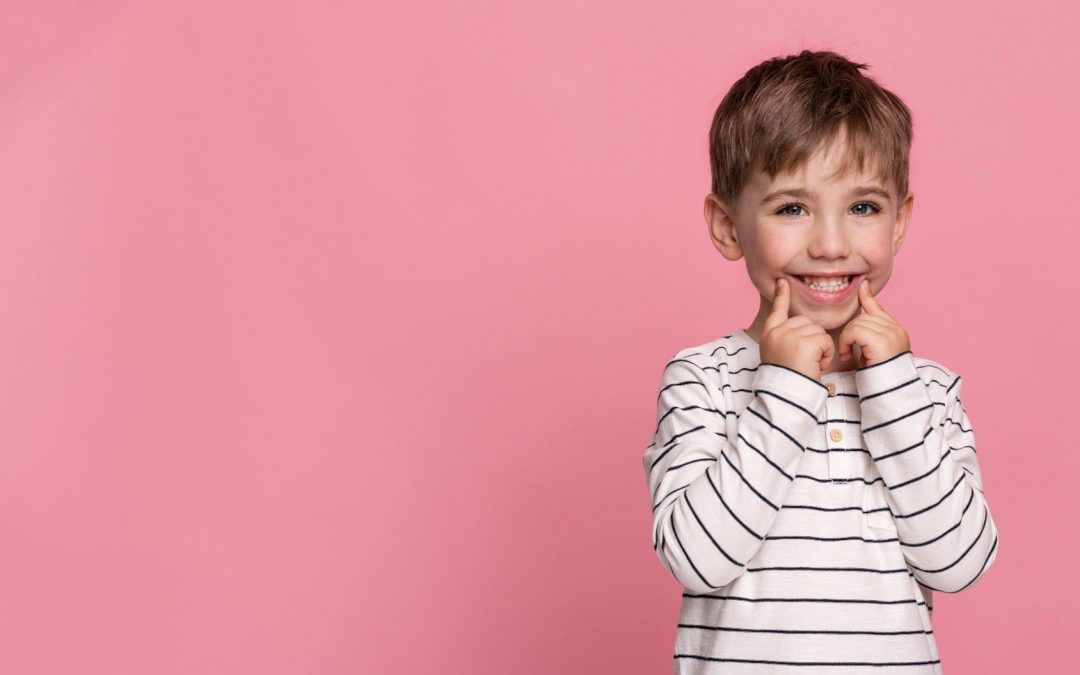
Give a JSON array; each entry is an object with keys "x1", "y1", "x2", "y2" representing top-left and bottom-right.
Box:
[{"x1": 806, "y1": 216, "x2": 851, "y2": 259}]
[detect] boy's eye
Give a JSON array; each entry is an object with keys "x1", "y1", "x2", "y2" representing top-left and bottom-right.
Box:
[
  {"x1": 774, "y1": 201, "x2": 883, "y2": 217},
  {"x1": 852, "y1": 201, "x2": 882, "y2": 216}
]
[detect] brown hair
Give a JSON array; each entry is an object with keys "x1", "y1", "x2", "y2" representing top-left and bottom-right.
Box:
[{"x1": 708, "y1": 50, "x2": 913, "y2": 217}]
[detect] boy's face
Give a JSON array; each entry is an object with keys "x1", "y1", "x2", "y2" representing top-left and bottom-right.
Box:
[{"x1": 705, "y1": 139, "x2": 914, "y2": 338}]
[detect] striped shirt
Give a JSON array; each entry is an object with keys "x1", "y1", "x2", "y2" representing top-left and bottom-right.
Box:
[{"x1": 643, "y1": 329, "x2": 999, "y2": 674}]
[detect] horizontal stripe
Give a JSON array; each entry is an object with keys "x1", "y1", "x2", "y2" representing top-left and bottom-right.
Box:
[
  {"x1": 678, "y1": 623, "x2": 932, "y2": 636},
  {"x1": 674, "y1": 654, "x2": 940, "y2": 667},
  {"x1": 745, "y1": 565, "x2": 910, "y2": 574},
  {"x1": 684, "y1": 593, "x2": 926, "y2": 605}
]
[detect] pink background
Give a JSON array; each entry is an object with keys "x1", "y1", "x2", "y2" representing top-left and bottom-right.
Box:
[{"x1": 0, "y1": 1, "x2": 1074, "y2": 673}]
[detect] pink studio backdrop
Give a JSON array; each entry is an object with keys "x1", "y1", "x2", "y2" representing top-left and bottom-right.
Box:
[{"x1": 0, "y1": 1, "x2": 1074, "y2": 673}]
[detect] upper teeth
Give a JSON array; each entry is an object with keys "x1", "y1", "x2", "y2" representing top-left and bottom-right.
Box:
[{"x1": 800, "y1": 275, "x2": 851, "y2": 290}]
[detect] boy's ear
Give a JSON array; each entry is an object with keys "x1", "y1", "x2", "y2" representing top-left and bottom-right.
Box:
[
  {"x1": 892, "y1": 190, "x2": 914, "y2": 255},
  {"x1": 704, "y1": 193, "x2": 744, "y2": 261}
]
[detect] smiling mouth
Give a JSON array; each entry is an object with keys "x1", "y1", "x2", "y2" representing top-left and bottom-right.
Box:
[
  {"x1": 787, "y1": 273, "x2": 866, "y2": 304},
  {"x1": 795, "y1": 274, "x2": 855, "y2": 291}
]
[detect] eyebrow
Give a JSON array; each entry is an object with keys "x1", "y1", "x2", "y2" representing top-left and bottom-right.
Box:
[{"x1": 760, "y1": 185, "x2": 893, "y2": 204}]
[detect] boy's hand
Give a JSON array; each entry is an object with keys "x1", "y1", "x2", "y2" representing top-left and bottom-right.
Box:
[
  {"x1": 838, "y1": 279, "x2": 911, "y2": 368},
  {"x1": 760, "y1": 278, "x2": 836, "y2": 381}
]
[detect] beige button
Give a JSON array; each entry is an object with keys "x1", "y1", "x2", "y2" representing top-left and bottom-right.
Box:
[
  {"x1": 830, "y1": 428, "x2": 843, "y2": 442},
  {"x1": 826, "y1": 382, "x2": 836, "y2": 396}
]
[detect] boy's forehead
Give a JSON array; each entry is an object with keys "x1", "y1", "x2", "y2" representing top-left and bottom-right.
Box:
[
  {"x1": 744, "y1": 155, "x2": 894, "y2": 200},
  {"x1": 744, "y1": 131, "x2": 894, "y2": 196}
]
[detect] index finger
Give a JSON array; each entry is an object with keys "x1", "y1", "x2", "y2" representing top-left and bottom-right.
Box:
[
  {"x1": 763, "y1": 278, "x2": 790, "y2": 332},
  {"x1": 858, "y1": 278, "x2": 893, "y2": 318}
]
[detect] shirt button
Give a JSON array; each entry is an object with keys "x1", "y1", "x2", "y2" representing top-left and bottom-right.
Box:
[
  {"x1": 830, "y1": 428, "x2": 843, "y2": 442},
  {"x1": 826, "y1": 382, "x2": 836, "y2": 396}
]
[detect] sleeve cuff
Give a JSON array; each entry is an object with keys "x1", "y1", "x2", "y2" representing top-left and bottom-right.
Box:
[
  {"x1": 854, "y1": 350, "x2": 918, "y2": 394},
  {"x1": 753, "y1": 362, "x2": 829, "y2": 413}
]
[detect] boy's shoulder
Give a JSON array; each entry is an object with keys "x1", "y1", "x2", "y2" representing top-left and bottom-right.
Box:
[
  {"x1": 909, "y1": 353, "x2": 959, "y2": 380},
  {"x1": 665, "y1": 332, "x2": 749, "y2": 369},
  {"x1": 657, "y1": 332, "x2": 761, "y2": 391},
  {"x1": 908, "y1": 352, "x2": 964, "y2": 402}
]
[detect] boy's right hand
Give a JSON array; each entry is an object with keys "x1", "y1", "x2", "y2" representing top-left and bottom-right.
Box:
[{"x1": 759, "y1": 278, "x2": 836, "y2": 382}]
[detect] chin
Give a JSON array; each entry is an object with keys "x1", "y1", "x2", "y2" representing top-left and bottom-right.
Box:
[{"x1": 795, "y1": 307, "x2": 860, "y2": 329}]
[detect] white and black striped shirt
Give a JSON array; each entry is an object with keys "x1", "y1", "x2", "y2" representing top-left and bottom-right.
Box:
[{"x1": 643, "y1": 329, "x2": 999, "y2": 674}]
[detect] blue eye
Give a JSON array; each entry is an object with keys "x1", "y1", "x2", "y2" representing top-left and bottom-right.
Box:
[{"x1": 774, "y1": 201, "x2": 882, "y2": 218}]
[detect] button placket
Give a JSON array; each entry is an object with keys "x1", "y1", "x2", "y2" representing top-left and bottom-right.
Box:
[
  {"x1": 825, "y1": 373, "x2": 860, "y2": 482},
  {"x1": 824, "y1": 379, "x2": 841, "y2": 480},
  {"x1": 828, "y1": 426, "x2": 843, "y2": 480}
]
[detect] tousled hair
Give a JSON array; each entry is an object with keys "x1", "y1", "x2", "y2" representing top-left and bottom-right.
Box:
[{"x1": 709, "y1": 50, "x2": 913, "y2": 217}]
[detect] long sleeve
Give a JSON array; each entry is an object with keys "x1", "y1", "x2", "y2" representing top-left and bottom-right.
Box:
[
  {"x1": 855, "y1": 351, "x2": 1000, "y2": 593},
  {"x1": 643, "y1": 350, "x2": 828, "y2": 593}
]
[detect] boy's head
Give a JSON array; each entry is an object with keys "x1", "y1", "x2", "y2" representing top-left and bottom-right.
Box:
[{"x1": 704, "y1": 50, "x2": 915, "y2": 339}]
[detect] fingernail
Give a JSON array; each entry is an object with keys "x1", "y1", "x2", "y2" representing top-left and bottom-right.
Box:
[
  {"x1": 861, "y1": 279, "x2": 868, "y2": 287},
  {"x1": 777, "y1": 279, "x2": 784, "y2": 288}
]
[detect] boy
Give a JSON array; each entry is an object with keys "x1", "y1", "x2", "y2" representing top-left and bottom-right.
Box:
[{"x1": 642, "y1": 50, "x2": 999, "y2": 674}]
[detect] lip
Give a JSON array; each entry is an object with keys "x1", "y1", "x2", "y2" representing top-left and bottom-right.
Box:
[{"x1": 790, "y1": 273, "x2": 864, "y2": 305}]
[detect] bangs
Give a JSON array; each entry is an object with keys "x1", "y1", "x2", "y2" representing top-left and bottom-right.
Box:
[{"x1": 767, "y1": 123, "x2": 896, "y2": 194}]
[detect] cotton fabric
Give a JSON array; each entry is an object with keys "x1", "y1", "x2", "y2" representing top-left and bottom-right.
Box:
[{"x1": 643, "y1": 329, "x2": 999, "y2": 674}]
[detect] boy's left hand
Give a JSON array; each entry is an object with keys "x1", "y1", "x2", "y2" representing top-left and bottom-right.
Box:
[{"x1": 838, "y1": 279, "x2": 911, "y2": 368}]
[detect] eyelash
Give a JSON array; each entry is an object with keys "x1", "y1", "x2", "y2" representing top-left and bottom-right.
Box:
[{"x1": 775, "y1": 202, "x2": 882, "y2": 218}]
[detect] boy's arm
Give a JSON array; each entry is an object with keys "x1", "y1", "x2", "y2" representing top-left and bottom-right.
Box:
[
  {"x1": 643, "y1": 349, "x2": 826, "y2": 593},
  {"x1": 856, "y1": 351, "x2": 1000, "y2": 593}
]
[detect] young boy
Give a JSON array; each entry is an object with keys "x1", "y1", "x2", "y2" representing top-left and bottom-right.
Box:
[{"x1": 642, "y1": 50, "x2": 999, "y2": 674}]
